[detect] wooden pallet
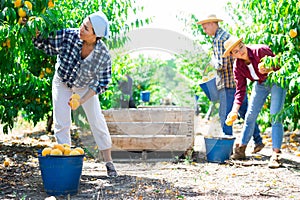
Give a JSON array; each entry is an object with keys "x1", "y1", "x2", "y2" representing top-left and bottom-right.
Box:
[{"x1": 102, "y1": 107, "x2": 194, "y2": 152}]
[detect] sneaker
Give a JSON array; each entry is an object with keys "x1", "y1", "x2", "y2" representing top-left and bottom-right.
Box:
[
  {"x1": 268, "y1": 152, "x2": 282, "y2": 169},
  {"x1": 252, "y1": 143, "x2": 265, "y2": 154},
  {"x1": 105, "y1": 162, "x2": 118, "y2": 177}
]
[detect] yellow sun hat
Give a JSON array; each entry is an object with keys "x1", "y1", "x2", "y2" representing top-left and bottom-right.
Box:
[
  {"x1": 197, "y1": 14, "x2": 223, "y2": 25},
  {"x1": 222, "y1": 36, "x2": 243, "y2": 57}
]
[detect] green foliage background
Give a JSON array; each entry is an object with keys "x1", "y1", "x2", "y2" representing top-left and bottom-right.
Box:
[
  {"x1": 1, "y1": 0, "x2": 299, "y2": 134},
  {"x1": 0, "y1": 0, "x2": 148, "y2": 133},
  {"x1": 104, "y1": 54, "x2": 198, "y2": 109}
]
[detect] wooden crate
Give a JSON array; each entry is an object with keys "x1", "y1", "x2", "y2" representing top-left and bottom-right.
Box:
[{"x1": 102, "y1": 106, "x2": 194, "y2": 152}]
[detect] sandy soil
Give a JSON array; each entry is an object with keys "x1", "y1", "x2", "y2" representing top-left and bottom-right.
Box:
[{"x1": 0, "y1": 116, "x2": 300, "y2": 200}]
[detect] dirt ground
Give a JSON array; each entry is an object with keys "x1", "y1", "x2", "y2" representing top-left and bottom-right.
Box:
[{"x1": 0, "y1": 116, "x2": 300, "y2": 200}]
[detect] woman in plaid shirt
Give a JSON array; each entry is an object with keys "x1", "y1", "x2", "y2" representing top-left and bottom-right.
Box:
[{"x1": 33, "y1": 11, "x2": 117, "y2": 177}]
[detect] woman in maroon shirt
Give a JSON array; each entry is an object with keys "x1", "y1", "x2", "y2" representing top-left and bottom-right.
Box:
[{"x1": 223, "y1": 36, "x2": 286, "y2": 168}]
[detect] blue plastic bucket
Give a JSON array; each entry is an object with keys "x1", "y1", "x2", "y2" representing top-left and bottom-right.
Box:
[
  {"x1": 199, "y1": 77, "x2": 219, "y2": 102},
  {"x1": 141, "y1": 91, "x2": 150, "y2": 102},
  {"x1": 38, "y1": 154, "x2": 84, "y2": 196},
  {"x1": 204, "y1": 136, "x2": 235, "y2": 163}
]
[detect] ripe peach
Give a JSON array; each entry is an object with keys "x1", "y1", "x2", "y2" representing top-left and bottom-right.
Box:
[
  {"x1": 53, "y1": 144, "x2": 65, "y2": 153},
  {"x1": 63, "y1": 148, "x2": 72, "y2": 156},
  {"x1": 3, "y1": 160, "x2": 10, "y2": 167},
  {"x1": 69, "y1": 99, "x2": 80, "y2": 110},
  {"x1": 75, "y1": 147, "x2": 84, "y2": 155},
  {"x1": 42, "y1": 147, "x2": 52, "y2": 156},
  {"x1": 289, "y1": 29, "x2": 297, "y2": 38},
  {"x1": 225, "y1": 119, "x2": 233, "y2": 126},
  {"x1": 50, "y1": 149, "x2": 63, "y2": 156},
  {"x1": 71, "y1": 93, "x2": 80, "y2": 100},
  {"x1": 62, "y1": 143, "x2": 71, "y2": 148},
  {"x1": 69, "y1": 150, "x2": 81, "y2": 156}
]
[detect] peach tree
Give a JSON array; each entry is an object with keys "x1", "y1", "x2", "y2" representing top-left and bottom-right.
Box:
[{"x1": 0, "y1": 0, "x2": 147, "y2": 133}]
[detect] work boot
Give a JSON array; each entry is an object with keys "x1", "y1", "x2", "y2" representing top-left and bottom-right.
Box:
[
  {"x1": 231, "y1": 145, "x2": 247, "y2": 160},
  {"x1": 252, "y1": 143, "x2": 265, "y2": 154}
]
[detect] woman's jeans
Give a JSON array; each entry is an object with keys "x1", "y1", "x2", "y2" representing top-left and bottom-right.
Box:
[
  {"x1": 219, "y1": 88, "x2": 263, "y2": 145},
  {"x1": 241, "y1": 82, "x2": 286, "y2": 149}
]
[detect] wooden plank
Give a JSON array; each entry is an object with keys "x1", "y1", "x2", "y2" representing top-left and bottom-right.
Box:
[
  {"x1": 107, "y1": 122, "x2": 193, "y2": 136},
  {"x1": 111, "y1": 135, "x2": 193, "y2": 151},
  {"x1": 102, "y1": 108, "x2": 194, "y2": 123},
  {"x1": 102, "y1": 107, "x2": 195, "y2": 152},
  {"x1": 111, "y1": 151, "x2": 187, "y2": 162}
]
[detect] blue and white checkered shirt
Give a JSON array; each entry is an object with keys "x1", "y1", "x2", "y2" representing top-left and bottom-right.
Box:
[
  {"x1": 213, "y1": 28, "x2": 235, "y2": 90},
  {"x1": 33, "y1": 28, "x2": 111, "y2": 94}
]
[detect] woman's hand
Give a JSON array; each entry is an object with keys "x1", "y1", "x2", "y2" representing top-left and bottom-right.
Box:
[
  {"x1": 225, "y1": 111, "x2": 238, "y2": 126},
  {"x1": 258, "y1": 62, "x2": 273, "y2": 74},
  {"x1": 68, "y1": 94, "x2": 81, "y2": 110},
  {"x1": 20, "y1": 17, "x2": 40, "y2": 38}
]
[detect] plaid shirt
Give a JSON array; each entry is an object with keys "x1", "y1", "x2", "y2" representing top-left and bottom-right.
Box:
[
  {"x1": 213, "y1": 28, "x2": 235, "y2": 90},
  {"x1": 33, "y1": 28, "x2": 111, "y2": 94}
]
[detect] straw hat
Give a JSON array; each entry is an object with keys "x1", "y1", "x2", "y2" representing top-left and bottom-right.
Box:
[
  {"x1": 222, "y1": 36, "x2": 243, "y2": 57},
  {"x1": 197, "y1": 14, "x2": 223, "y2": 25}
]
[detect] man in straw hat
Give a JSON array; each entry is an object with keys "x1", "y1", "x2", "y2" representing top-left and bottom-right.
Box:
[
  {"x1": 223, "y1": 36, "x2": 286, "y2": 168},
  {"x1": 197, "y1": 14, "x2": 264, "y2": 153}
]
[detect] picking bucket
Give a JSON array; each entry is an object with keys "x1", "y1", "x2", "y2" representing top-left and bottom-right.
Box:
[
  {"x1": 204, "y1": 136, "x2": 235, "y2": 163},
  {"x1": 141, "y1": 91, "x2": 150, "y2": 102},
  {"x1": 199, "y1": 77, "x2": 219, "y2": 102},
  {"x1": 38, "y1": 154, "x2": 84, "y2": 196}
]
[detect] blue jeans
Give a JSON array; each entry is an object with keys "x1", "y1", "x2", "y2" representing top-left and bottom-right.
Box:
[
  {"x1": 219, "y1": 88, "x2": 263, "y2": 145},
  {"x1": 241, "y1": 82, "x2": 286, "y2": 149}
]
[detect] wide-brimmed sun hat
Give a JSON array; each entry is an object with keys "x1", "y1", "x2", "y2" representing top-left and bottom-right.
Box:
[
  {"x1": 89, "y1": 11, "x2": 110, "y2": 39},
  {"x1": 197, "y1": 14, "x2": 223, "y2": 25},
  {"x1": 222, "y1": 36, "x2": 243, "y2": 57}
]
